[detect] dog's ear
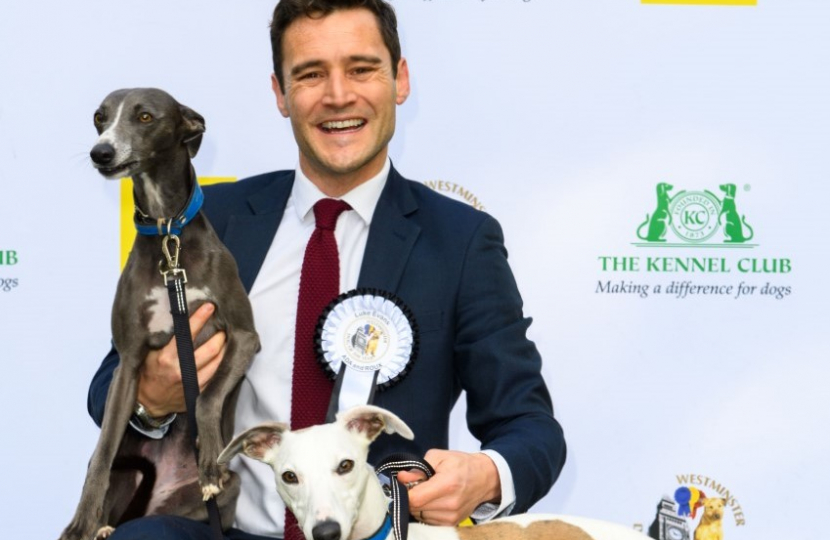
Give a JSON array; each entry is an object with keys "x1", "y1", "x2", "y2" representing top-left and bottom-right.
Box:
[
  {"x1": 337, "y1": 405, "x2": 414, "y2": 442},
  {"x1": 180, "y1": 104, "x2": 206, "y2": 158},
  {"x1": 218, "y1": 422, "x2": 288, "y2": 465}
]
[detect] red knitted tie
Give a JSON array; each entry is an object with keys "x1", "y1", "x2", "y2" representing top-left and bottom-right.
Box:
[{"x1": 286, "y1": 198, "x2": 351, "y2": 540}]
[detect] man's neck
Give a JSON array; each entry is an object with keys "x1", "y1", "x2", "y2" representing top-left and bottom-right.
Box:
[{"x1": 300, "y1": 152, "x2": 389, "y2": 198}]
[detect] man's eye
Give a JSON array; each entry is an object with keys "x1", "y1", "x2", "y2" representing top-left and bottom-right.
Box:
[{"x1": 298, "y1": 72, "x2": 321, "y2": 80}]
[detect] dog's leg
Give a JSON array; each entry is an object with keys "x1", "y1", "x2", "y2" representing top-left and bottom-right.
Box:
[
  {"x1": 194, "y1": 329, "x2": 259, "y2": 499},
  {"x1": 59, "y1": 361, "x2": 139, "y2": 540}
]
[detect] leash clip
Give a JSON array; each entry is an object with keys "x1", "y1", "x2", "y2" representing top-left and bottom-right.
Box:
[{"x1": 159, "y1": 231, "x2": 187, "y2": 284}]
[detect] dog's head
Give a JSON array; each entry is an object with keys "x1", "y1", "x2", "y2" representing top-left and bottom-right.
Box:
[
  {"x1": 701, "y1": 497, "x2": 725, "y2": 521},
  {"x1": 218, "y1": 405, "x2": 414, "y2": 540},
  {"x1": 90, "y1": 87, "x2": 205, "y2": 179},
  {"x1": 719, "y1": 183, "x2": 737, "y2": 198},
  {"x1": 656, "y1": 182, "x2": 674, "y2": 198}
]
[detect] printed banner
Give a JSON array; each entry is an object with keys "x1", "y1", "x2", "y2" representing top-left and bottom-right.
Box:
[{"x1": 1, "y1": 1, "x2": 826, "y2": 539}]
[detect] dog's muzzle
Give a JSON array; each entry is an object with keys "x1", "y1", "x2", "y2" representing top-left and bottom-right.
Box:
[
  {"x1": 311, "y1": 520, "x2": 342, "y2": 540},
  {"x1": 90, "y1": 143, "x2": 116, "y2": 165}
]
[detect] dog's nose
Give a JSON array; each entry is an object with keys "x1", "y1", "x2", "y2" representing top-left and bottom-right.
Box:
[
  {"x1": 90, "y1": 143, "x2": 116, "y2": 165},
  {"x1": 311, "y1": 520, "x2": 341, "y2": 540}
]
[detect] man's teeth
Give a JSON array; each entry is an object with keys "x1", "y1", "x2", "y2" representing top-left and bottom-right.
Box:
[{"x1": 322, "y1": 119, "x2": 365, "y2": 130}]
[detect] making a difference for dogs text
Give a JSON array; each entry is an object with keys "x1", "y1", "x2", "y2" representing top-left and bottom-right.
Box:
[{"x1": 596, "y1": 256, "x2": 793, "y2": 299}]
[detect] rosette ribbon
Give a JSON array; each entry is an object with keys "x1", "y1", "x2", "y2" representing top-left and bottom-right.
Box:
[{"x1": 315, "y1": 289, "x2": 418, "y2": 422}]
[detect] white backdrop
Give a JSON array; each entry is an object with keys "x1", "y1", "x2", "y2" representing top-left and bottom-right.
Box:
[{"x1": 1, "y1": 1, "x2": 828, "y2": 539}]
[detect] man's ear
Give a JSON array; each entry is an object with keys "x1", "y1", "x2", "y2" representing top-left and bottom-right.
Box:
[
  {"x1": 395, "y1": 57, "x2": 410, "y2": 106},
  {"x1": 218, "y1": 422, "x2": 288, "y2": 465},
  {"x1": 337, "y1": 405, "x2": 414, "y2": 443},
  {"x1": 271, "y1": 73, "x2": 290, "y2": 118},
  {"x1": 180, "y1": 104, "x2": 206, "y2": 158}
]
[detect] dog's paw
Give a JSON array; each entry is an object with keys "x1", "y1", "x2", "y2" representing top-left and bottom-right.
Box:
[
  {"x1": 199, "y1": 452, "x2": 225, "y2": 492},
  {"x1": 94, "y1": 526, "x2": 116, "y2": 540},
  {"x1": 202, "y1": 483, "x2": 222, "y2": 501}
]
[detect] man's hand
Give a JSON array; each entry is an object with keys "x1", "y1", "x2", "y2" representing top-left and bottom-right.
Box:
[
  {"x1": 396, "y1": 450, "x2": 501, "y2": 526},
  {"x1": 136, "y1": 303, "x2": 226, "y2": 417}
]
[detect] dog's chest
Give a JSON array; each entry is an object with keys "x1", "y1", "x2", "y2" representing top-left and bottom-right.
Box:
[
  {"x1": 136, "y1": 421, "x2": 201, "y2": 514},
  {"x1": 144, "y1": 285, "x2": 212, "y2": 334}
]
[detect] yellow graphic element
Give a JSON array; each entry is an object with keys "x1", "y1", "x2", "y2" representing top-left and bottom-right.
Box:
[
  {"x1": 459, "y1": 518, "x2": 474, "y2": 527},
  {"x1": 642, "y1": 0, "x2": 755, "y2": 5},
  {"x1": 120, "y1": 177, "x2": 237, "y2": 269},
  {"x1": 689, "y1": 487, "x2": 704, "y2": 518}
]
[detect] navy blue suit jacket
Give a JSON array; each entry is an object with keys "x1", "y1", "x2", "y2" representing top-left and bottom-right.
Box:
[{"x1": 89, "y1": 166, "x2": 565, "y2": 514}]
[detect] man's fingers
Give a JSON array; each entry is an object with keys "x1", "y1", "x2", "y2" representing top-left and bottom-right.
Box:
[
  {"x1": 195, "y1": 331, "x2": 226, "y2": 369},
  {"x1": 424, "y1": 448, "x2": 450, "y2": 467},
  {"x1": 406, "y1": 472, "x2": 456, "y2": 510},
  {"x1": 197, "y1": 343, "x2": 225, "y2": 392},
  {"x1": 418, "y1": 510, "x2": 461, "y2": 527},
  {"x1": 189, "y1": 302, "x2": 215, "y2": 339},
  {"x1": 396, "y1": 470, "x2": 428, "y2": 486}
]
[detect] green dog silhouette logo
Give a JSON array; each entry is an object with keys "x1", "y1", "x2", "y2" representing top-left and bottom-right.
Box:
[
  {"x1": 636, "y1": 183, "x2": 754, "y2": 244},
  {"x1": 718, "y1": 183, "x2": 754, "y2": 243},
  {"x1": 637, "y1": 183, "x2": 674, "y2": 242}
]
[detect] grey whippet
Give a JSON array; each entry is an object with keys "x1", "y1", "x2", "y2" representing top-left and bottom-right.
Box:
[{"x1": 59, "y1": 88, "x2": 259, "y2": 540}]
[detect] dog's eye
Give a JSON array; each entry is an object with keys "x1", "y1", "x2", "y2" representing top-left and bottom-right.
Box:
[
  {"x1": 138, "y1": 112, "x2": 154, "y2": 123},
  {"x1": 337, "y1": 459, "x2": 354, "y2": 475},
  {"x1": 281, "y1": 471, "x2": 298, "y2": 484},
  {"x1": 93, "y1": 113, "x2": 104, "y2": 125}
]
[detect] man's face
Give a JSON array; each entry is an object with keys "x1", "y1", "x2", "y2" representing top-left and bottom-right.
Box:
[{"x1": 273, "y1": 8, "x2": 410, "y2": 194}]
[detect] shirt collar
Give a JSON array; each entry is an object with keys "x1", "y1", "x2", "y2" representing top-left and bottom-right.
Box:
[{"x1": 292, "y1": 159, "x2": 390, "y2": 226}]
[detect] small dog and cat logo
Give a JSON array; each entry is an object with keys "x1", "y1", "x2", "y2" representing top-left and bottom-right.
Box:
[
  {"x1": 635, "y1": 183, "x2": 755, "y2": 246},
  {"x1": 349, "y1": 323, "x2": 386, "y2": 360},
  {"x1": 648, "y1": 475, "x2": 746, "y2": 540}
]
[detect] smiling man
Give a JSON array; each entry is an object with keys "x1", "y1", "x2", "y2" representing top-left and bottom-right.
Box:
[
  {"x1": 88, "y1": 1, "x2": 566, "y2": 539},
  {"x1": 272, "y1": 7, "x2": 409, "y2": 196}
]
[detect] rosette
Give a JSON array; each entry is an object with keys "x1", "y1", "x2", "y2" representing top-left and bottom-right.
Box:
[{"x1": 315, "y1": 289, "x2": 418, "y2": 420}]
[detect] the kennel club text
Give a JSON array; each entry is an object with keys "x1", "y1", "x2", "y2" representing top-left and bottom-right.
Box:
[{"x1": 598, "y1": 256, "x2": 791, "y2": 274}]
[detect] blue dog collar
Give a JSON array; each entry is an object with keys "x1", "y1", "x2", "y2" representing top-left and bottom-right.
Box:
[
  {"x1": 134, "y1": 181, "x2": 204, "y2": 236},
  {"x1": 363, "y1": 514, "x2": 393, "y2": 540}
]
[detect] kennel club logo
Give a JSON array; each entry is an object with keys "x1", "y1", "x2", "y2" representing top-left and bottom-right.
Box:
[
  {"x1": 634, "y1": 183, "x2": 755, "y2": 247},
  {"x1": 647, "y1": 475, "x2": 746, "y2": 540},
  {"x1": 0, "y1": 249, "x2": 20, "y2": 293}
]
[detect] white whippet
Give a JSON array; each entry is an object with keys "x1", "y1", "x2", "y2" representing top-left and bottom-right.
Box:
[{"x1": 218, "y1": 405, "x2": 651, "y2": 540}]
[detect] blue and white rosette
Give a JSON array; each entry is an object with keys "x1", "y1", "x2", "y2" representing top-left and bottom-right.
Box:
[{"x1": 316, "y1": 289, "x2": 418, "y2": 421}]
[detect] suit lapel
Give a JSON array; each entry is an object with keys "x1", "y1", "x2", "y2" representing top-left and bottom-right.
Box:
[
  {"x1": 222, "y1": 173, "x2": 294, "y2": 292},
  {"x1": 220, "y1": 167, "x2": 418, "y2": 294},
  {"x1": 358, "y1": 166, "x2": 420, "y2": 293}
]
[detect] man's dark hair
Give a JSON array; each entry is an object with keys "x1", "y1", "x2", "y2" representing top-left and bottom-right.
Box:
[{"x1": 270, "y1": 0, "x2": 402, "y2": 93}]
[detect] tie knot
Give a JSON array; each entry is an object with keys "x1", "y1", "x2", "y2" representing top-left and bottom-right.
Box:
[{"x1": 313, "y1": 198, "x2": 352, "y2": 231}]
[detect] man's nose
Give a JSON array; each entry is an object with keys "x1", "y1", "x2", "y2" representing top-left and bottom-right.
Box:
[{"x1": 322, "y1": 71, "x2": 356, "y2": 108}]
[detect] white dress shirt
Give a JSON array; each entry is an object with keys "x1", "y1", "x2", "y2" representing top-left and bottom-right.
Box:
[{"x1": 230, "y1": 160, "x2": 514, "y2": 536}]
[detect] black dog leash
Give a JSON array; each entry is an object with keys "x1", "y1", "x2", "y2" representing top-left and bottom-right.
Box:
[
  {"x1": 375, "y1": 454, "x2": 435, "y2": 540},
  {"x1": 161, "y1": 231, "x2": 225, "y2": 540}
]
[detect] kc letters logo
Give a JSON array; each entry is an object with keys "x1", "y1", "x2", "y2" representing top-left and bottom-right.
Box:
[{"x1": 635, "y1": 183, "x2": 754, "y2": 246}]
